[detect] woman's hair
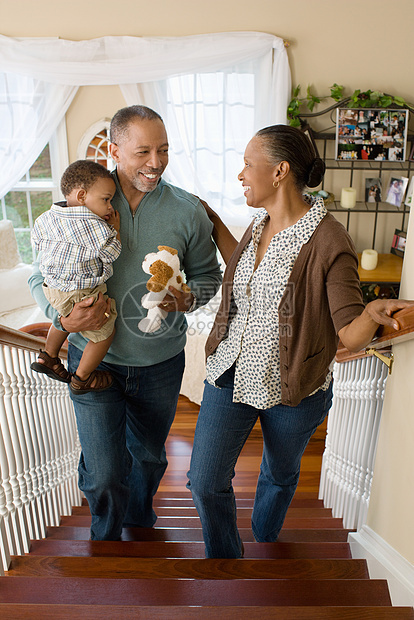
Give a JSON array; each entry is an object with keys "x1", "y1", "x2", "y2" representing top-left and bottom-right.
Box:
[
  {"x1": 60, "y1": 160, "x2": 113, "y2": 197},
  {"x1": 255, "y1": 125, "x2": 326, "y2": 191},
  {"x1": 110, "y1": 105, "x2": 164, "y2": 145}
]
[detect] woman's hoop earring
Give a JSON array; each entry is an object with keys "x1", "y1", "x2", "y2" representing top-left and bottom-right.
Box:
[{"x1": 273, "y1": 180, "x2": 280, "y2": 189}]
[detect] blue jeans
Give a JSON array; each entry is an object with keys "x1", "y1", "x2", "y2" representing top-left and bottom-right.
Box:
[
  {"x1": 68, "y1": 343, "x2": 185, "y2": 540},
  {"x1": 187, "y1": 366, "x2": 333, "y2": 558}
]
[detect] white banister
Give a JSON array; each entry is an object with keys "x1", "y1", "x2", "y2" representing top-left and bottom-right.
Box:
[
  {"x1": 319, "y1": 354, "x2": 388, "y2": 530},
  {"x1": 0, "y1": 327, "x2": 81, "y2": 571}
]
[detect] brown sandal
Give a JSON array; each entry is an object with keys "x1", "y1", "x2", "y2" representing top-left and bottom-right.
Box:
[
  {"x1": 31, "y1": 349, "x2": 71, "y2": 383},
  {"x1": 70, "y1": 370, "x2": 113, "y2": 395}
]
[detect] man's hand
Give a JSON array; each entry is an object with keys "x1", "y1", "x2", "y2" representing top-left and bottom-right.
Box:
[
  {"x1": 158, "y1": 286, "x2": 195, "y2": 313},
  {"x1": 59, "y1": 292, "x2": 112, "y2": 333}
]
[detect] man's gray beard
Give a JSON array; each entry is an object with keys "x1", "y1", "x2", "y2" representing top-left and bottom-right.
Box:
[{"x1": 131, "y1": 172, "x2": 162, "y2": 193}]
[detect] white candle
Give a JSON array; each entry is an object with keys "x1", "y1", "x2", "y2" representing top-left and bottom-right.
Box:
[
  {"x1": 340, "y1": 187, "x2": 357, "y2": 209},
  {"x1": 361, "y1": 249, "x2": 378, "y2": 271}
]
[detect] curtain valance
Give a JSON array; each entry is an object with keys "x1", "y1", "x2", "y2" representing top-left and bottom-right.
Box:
[{"x1": 0, "y1": 32, "x2": 287, "y2": 84}]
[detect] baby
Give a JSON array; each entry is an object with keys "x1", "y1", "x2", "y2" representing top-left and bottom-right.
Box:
[{"x1": 31, "y1": 160, "x2": 121, "y2": 394}]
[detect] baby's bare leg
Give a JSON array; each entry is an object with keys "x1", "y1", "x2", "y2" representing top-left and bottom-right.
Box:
[
  {"x1": 44, "y1": 324, "x2": 69, "y2": 358},
  {"x1": 75, "y1": 330, "x2": 115, "y2": 381}
]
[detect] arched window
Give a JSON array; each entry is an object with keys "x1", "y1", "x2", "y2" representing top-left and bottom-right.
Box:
[{"x1": 77, "y1": 119, "x2": 113, "y2": 170}]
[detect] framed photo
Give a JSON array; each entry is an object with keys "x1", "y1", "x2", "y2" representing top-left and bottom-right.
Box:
[
  {"x1": 405, "y1": 176, "x2": 414, "y2": 207},
  {"x1": 409, "y1": 142, "x2": 414, "y2": 162},
  {"x1": 385, "y1": 176, "x2": 408, "y2": 208},
  {"x1": 335, "y1": 108, "x2": 409, "y2": 161},
  {"x1": 390, "y1": 229, "x2": 407, "y2": 257},
  {"x1": 365, "y1": 177, "x2": 382, "y2": 203}
]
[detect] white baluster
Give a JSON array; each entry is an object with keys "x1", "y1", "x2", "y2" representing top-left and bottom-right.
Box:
[
  {"x1": 0, "y1": 513, "x2": 8, "y2": 575},
  {"x1": 0, "y1": 433, "x2": 13, "y2": 571},
  {"x1": 5, "y1": 347, "x2": 36, "y2": 547},
  {"x1": 28, "y1": 352, "x2": 60, "y2": 527},
  {"x1": 0, "y1": 347, "x2": 29, "y2": 555},
  {"x1": 18, "y1": 348, "x2": 47, "y2": 539},
  {"x1": 320, "y1": 354, "x2": 389, "y2": 531}
]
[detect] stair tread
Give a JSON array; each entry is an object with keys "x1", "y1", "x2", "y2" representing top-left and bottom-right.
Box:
[
  {"x1": 28, "y1": 539, "x2": 353, "y2": 559},
  {"x1": 45, "y1": 526, "x2": 353, "y2": 542},
  {"x1": 8, "y1": 556, "x2": 369, "y2": 580},
  {"x1": 72, "y1": 505, "x2": 333, "y2": 518},
  {"x1": 0, "y1": 577, "x2": 392, "y2": 606},
  {"x1": 153, "y1": 491, "x2": 322, "y2": 499},
  {"x1": 60, "y1": 515, "x2": 344, "y2": 529},
  {"x1": 83, "y1": 497, "x2": 326, "y2": 508},
  {"x1": 0, "y1": 605, "x2": 412, "y2": 619}
]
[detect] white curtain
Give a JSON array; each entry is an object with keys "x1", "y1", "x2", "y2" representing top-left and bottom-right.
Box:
[
  {"x1": 0, "y1": 73, "x2": 77, "y2": 197},
  {"x1": 0, "y1": 32, "x2": 291, "y2": 216}
]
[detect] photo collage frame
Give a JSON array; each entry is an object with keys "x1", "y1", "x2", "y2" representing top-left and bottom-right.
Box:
[{"x1": 336, "y1": 108, "x2": 408, "y2": 161}]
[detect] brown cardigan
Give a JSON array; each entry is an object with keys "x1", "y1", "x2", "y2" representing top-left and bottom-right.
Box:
[{"x1": 205, "y1": 213, "x2": 365, "y2": 407}]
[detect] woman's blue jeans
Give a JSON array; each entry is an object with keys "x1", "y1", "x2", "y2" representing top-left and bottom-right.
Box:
[
  {"x1": 187, "y1": 367, "x2": 333, "y2": 558},
  {"x1": 68, "y1": 343, "x2": 185, "y2": 540}
]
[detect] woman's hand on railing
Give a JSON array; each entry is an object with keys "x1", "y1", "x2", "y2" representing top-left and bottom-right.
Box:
[
  {"x1": 338, "y1": 299, "x2": 414, "y2": 353},
  {"x1": 59, "y1": 293, "x2": 111, "y2": 333},
  {"x1": 364, "y1": 298, "x2": 414, "y2": 331}
]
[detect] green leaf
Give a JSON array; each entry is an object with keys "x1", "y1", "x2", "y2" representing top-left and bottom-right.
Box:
[
  {"x1": 379, "y1": 95, "x2": 393, "y2": 107},
  {"x1": 287, "y1": 99, "x2": 300, "y2": 115},
  {"x1": 393, "y1": 96, "x2": 406, "y2": 106},
  {"x1": 330, "y1": 83, "x2": 344, "y2": 101},
  {"x1": 292, "y1": 84, "x2": 301, "y2": 97},
  {"x1": 289, "y1": 118, "x2": 301, "y2": 127}
]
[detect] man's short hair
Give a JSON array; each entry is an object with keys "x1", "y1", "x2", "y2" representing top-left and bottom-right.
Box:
[
  {"x1": 60, "y1": 160, "x2": 113, "y2": 197},
  {"x1": 110, "y1": 105, "x2": 164, "y2": 145}
]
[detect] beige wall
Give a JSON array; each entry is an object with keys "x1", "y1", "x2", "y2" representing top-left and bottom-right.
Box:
[
  {"x1": 367, "y1": 213, "x2": 414, "y2": 563},
  {"x1": 2, "y1": 0, "x2": 414, "y2": 560}
]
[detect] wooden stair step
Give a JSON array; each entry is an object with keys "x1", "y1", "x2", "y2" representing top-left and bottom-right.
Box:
[
  {"x1": 8, "y1": 556, "x2": 369, "y2": 580},
  {"x1": 60, "y1": 515, "x2": 344, "y2": 529},
  {"x1": 72, "y1": 505, "x2": 333, "y2": 518},
  {"x1": 0, "y1": 605, "x2": 412, "y2": 619},
  {"x1": 0, "y1": 577, "x2": 392, "y2": 606},
  {"x1": 153, "y1": 490, "x2": 322, "y2": 499},
  {"x1": 45, "y1": 526, "x2": 353, "y2": 542},
  {"x1": 27, "y1": 539, "x2": 353, "y2": 559},
  {"x1": 83, "y1": 496, "x2": 326, "y2": 508}
]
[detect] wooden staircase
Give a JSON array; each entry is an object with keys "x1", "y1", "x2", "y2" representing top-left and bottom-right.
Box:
[{"x1": 1, "y1": 397, "x2": 413, "y2": 619}]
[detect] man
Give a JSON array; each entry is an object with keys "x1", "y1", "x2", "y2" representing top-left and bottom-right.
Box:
[{"x1": 29, "y1": 105, "x2": 222, "y2": 540}]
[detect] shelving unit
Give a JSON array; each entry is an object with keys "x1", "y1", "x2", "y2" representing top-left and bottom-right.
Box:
[{"x1": 313, "y1": 132, "x2": 413, "y2": 249}]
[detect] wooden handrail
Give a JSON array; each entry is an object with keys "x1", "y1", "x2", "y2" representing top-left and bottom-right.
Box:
[
  {"x1": 369, "y1": 306, "x2": 414, "y2": 348},
  {"x1": 0, "y1": 323, "x2": 68, "y2": 359},
  {"x1": 336, "y1": 306, "x2": 414, "y2": 364}
]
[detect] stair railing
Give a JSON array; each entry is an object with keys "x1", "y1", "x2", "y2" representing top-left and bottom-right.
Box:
[
  {"x1": 319, "y1": 306, "x2": 414, "y2": 530},
  {"x1": 0, "y1": 324, "x2": 81, "y2": 573}
]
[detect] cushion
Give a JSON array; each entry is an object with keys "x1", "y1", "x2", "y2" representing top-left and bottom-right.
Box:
[
  {"x1": 0, "y1": 263, "x2": 35, "y2": 313},
  {"x1": 0, "y1": 219, "x2": 22, "y2": 270}
]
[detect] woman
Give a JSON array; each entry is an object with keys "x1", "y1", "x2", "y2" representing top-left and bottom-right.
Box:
[{"x1": 187, "y1": 125, "x2": 413, "y2": 558}]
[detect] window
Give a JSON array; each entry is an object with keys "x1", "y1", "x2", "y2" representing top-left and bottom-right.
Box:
[
  {"x1": 165, "y1": 71, "x2": 254, "y2": 214},
  {"x1": 77, "y1": 119, "x2": 113, "y2": 170},
  {"x1": 0, "y1": 125, "x2": 67, "y2": 263},
  {"x1": 147, "y1": 66, "x2": 259, "y2": 226}
]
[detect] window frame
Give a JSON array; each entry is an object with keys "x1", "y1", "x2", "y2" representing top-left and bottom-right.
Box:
[{"x1": 0, "y1": 119, "x2": 69, "y2": 263}]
